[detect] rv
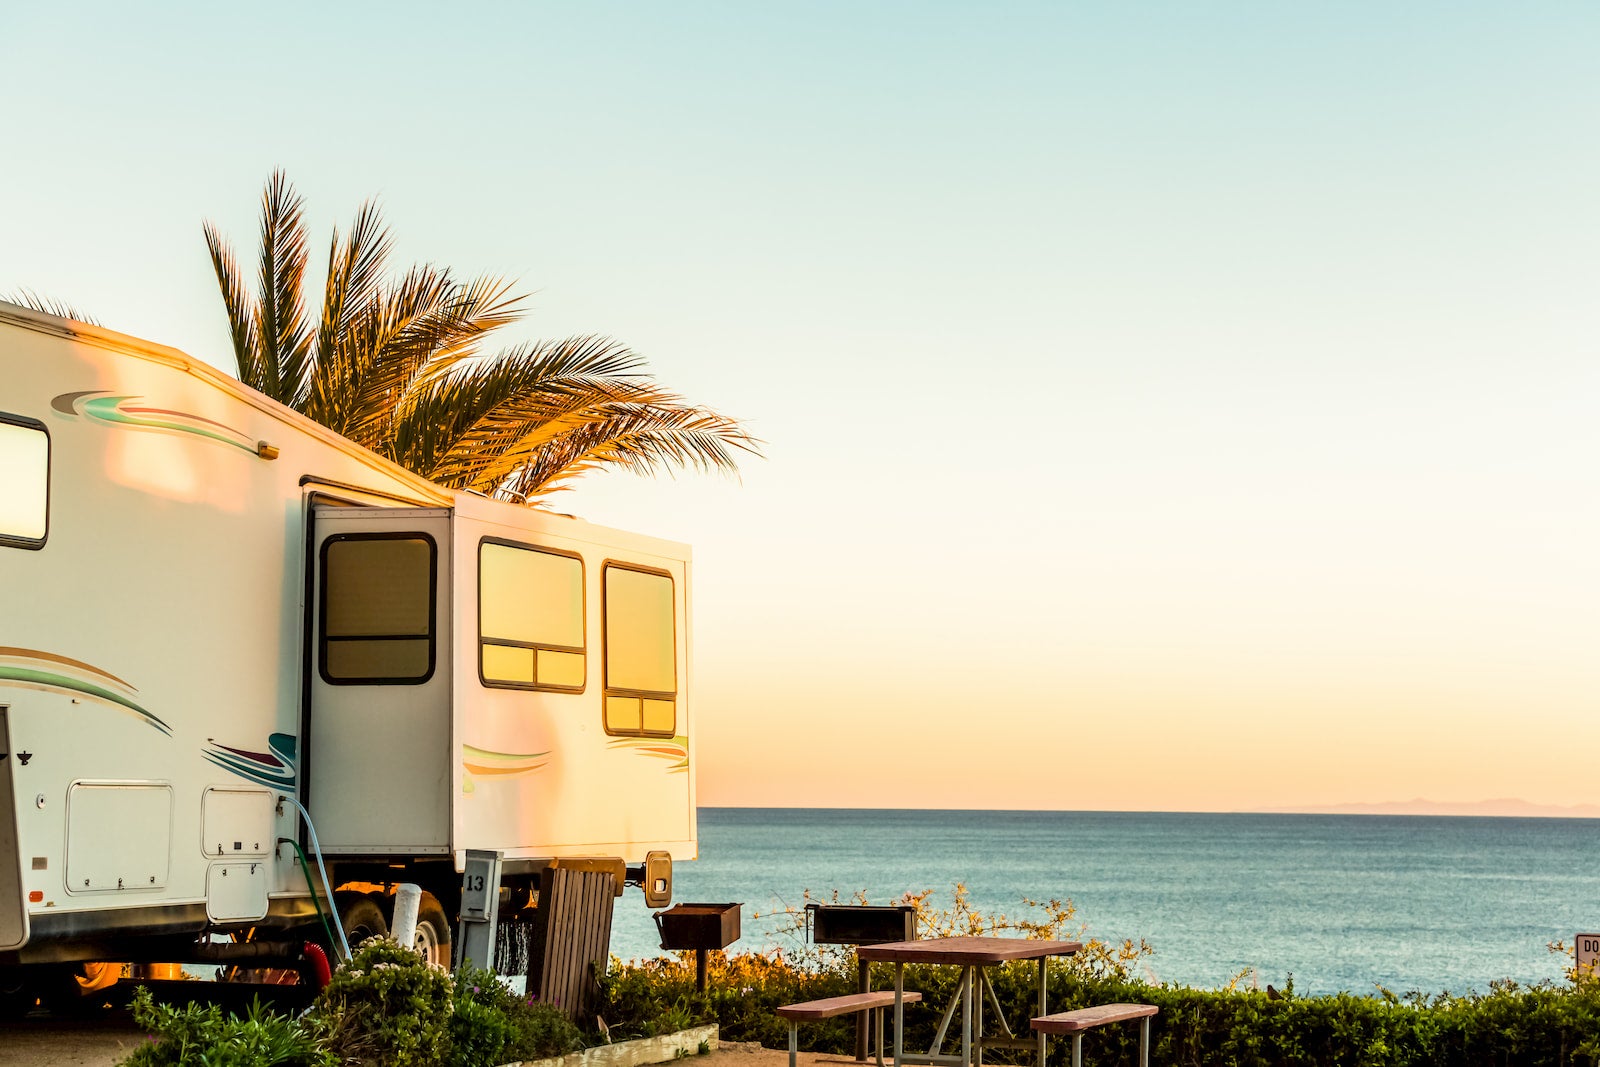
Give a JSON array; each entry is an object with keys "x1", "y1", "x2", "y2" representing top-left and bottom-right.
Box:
[{"x1": 0, "y1": 302, "x2": 692, "y2": 1009}]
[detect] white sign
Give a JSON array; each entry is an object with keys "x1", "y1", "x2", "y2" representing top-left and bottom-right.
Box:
[{"x1": 1576, "y1": 933, "x2": 1600, "y2": 979}]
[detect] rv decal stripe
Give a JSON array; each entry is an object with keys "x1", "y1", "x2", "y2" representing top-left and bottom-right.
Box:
[
  {"x1": 606, "y1": 735, "x2": 690, "y2": 772},
  {"x1": 202, "y1": 733, "x2": 297, "y2": 789},
  {"x1": 0, "y1": 647, "x2": 135, "y2": 690},
  {"x1": 0, "y1": 666, "x2": 171, "y2": 734},
  {"x1": 119, "y1": 405, "x2": 247, "y2": 435},
  {"x1": 211, "y1": 743, "x2": 280, "y2": 766},
  {"x1": 203, "y1": 751, "x2": 294, "y2": 789},
  {"x1": 461, "y1": 745, "x2": 551, "y2": 763},
  {"x1": 463, "y1": 761, "x2": 551, "y2": 776},
  {"x1": 459, "y1": 745, "x2": 552, "y2": 791},
  {"x1": 54, "y1": 392, "x2": 258, "y2": 454}
]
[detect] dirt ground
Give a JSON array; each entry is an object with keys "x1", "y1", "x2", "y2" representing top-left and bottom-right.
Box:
[{"x1": 0, "y1": 1020, "x2": 850, "y2": 1067}]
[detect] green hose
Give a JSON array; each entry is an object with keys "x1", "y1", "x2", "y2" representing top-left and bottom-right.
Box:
[{"x1": 281, "y1": 837, "x2": 341, "y2": 959}]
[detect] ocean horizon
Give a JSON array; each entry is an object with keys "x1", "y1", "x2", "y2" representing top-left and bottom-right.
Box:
[{"x1": 610, "y1": 807, "x2": 1597, "y2": 996}]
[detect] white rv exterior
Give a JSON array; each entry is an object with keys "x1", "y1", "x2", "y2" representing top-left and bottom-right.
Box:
[{"x1": 0, "y1": 303, "x2": 694, "y2": 981}]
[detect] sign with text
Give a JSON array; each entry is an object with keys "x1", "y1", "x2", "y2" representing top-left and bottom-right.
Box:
[{"x1": 1576, "y1": 934, "x2": 1600, "y2": 979}]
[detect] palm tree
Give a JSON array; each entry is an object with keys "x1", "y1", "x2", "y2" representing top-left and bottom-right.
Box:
[
  {"x1": 203, "y1": 172, "x2": 758, "y2": 501},
  {"x1": 4, "y1": 289, "x2": 100, "y2": 325}
]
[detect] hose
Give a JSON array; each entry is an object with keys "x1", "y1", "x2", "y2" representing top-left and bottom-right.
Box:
[
  {"x1": 278, "y1": 795, "x2": 352, "y2": 962},
  {"x1": 281, "y1": 837, "x2": 339, "y2": 958}
]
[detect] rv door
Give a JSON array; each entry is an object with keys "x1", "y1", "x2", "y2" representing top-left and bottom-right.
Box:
[
  {"x1": 305, "y1": 506, "x2": 454, "y2": 855},
  {"x1": 0, "y1": 706, "x2": 25, "y2": 950}
]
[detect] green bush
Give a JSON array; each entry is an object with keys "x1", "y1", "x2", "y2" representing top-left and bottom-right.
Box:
[
  {"x1": 599, "y1": 880, "x2": 1600, "y2": 1067},
  {"x1": 120, "y1": 942, "x2": 590, "y2": 1067},
  {"x1": 452, "y1": 962, "x2": 585, "y2": 1064},
  {"x1": 307, "y1": 938, "x2": 456, "y2": 1066},
  {"x1": 119, "y1": 986, "x2": 335, "y2": 1067},
  {"x1": 604, "y1": 950, "x2": 1600, "y2": 1067}
]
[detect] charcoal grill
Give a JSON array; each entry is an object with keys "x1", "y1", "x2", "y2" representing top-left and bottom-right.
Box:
[
  {"x1": 653, "y1": 902, "x2": 742, "y2": 990},
  {"x1": 807, "y1": 904, "x2": 918, "y2": 1060}
]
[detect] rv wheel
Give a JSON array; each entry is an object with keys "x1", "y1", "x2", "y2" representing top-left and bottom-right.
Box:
[
  {"x1": 411, "y1": 893, "x2": 453, "y2": 968},
  {"x1": 38, "y1": 963, "x2": 115, "y2": 1017},
  {"x1": 0, "y1": 965, "x2": 37, "y2": 1020},
  {"x1": 335, "y1": 893, "x2": 389, "y2": 949}
]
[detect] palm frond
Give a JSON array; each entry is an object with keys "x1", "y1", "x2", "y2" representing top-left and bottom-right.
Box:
[
  {"x1": 386, "y1": 336, "x2": 760, "y2": 499},
  {"x1": 253, "y1": 170, "x2": 312, "y2": 405},
  {"x1": 207, "y1": 172, "x2": 760, "y2": 503},
  {"x1": 5, "y1": 288, "x2": 101, "y2": 326},
  {"x1": 314, "y1": 264, "x2": 463, "y2": 444},
  {"x1": 497, "y1": 402, "x2": 760, "y2": 501},
  {"x1": 317, "y1": 198, "x2": 392, "y2": 377},
  {"x1": 411, "y1": 273, "x2": 526, "y2": 372},
  {"x1": 202, "y1": 221, "x2": 261, "y2": 386},
  {"x1": 386, "y1": 335, "x2": 648, "y2": 485}
]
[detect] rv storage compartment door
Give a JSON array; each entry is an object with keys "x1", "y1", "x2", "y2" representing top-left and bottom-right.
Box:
[
  {"x1": 66, "y1": 782, "x2": 172, "y2": 892},
  {"x1": 308, "y1": 507, "x2": 453, "y2": 854}
]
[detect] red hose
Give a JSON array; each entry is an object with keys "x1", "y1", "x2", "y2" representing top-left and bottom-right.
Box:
[{"x1": 303, "y1": 941, "x2": 332, "y2": 988}]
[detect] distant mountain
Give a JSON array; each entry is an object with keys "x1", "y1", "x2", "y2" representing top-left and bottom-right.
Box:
[{"x1": 1255, "y1": 797, "x2": 1600, "y2": 818}]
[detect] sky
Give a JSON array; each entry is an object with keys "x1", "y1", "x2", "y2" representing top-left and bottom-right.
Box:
[{"x1": 4, "y1": 3, "x2": 1598, "y2": 813}]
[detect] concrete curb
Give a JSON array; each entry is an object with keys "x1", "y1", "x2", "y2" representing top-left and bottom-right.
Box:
[{"x1": 503, "y1": 1024, "x2": 720, "y2": 1067}]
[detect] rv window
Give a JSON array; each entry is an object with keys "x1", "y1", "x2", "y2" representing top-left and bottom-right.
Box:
[
  {"x1": 603, "y1": 565, "x2": 676, "y2": 737},
  {"x1": 0, "y1": 414, "x2": 48, "y2": 550},
  {"x1": 479, "y1": 540, "x2": 585, "y2": 691},
  {"x1": 320, "y1": 534, "x2": 436, "y2": 685}
]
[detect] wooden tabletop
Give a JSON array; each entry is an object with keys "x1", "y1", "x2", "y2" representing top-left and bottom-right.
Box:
[{"x1": 856, "y1": 936, "x2": 1083, "y2": 965}]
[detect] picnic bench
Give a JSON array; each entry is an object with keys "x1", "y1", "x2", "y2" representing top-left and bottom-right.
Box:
[
  {"x1": 1031, "y1": 1003, "x2": 1158, "y2": 1067},
  {"x1": 776, "y1": 990, "x2": 923, "y2": 1067}
]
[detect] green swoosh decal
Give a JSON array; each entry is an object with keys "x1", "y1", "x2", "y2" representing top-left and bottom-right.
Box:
[
  {"x1": 60, "y1": 395, "x2": 259, "y2": 457},
  {"x1": 0, "y1": 666, "x2": 171, "y2": 735}
]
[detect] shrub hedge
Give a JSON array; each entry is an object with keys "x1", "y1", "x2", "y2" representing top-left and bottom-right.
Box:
[{"x1": 601, "y1": 953, "x2": 1600, "y2": 1067}]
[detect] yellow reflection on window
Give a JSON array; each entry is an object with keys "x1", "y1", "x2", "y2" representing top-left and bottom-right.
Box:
[
  {"x1": 0, "y1": 419, "x2": 49, "y2": 545},
  {"x1": 478, "y1": 541, "x2": 586, "y2": 692},
  {"x1": 538, "y1": 650, "x2": 586, "y2": 688},
  {"x1": 606, "y1": 696, "x2": 643, "y2": 733},
  {"x1": 604, "y1": 565, "x2": 676, "y2": 735},
  {"x1": 642, "y1": 699, "x2": 675, "y2": 734},
  {"x1": 604, "y1": 568, "x2": 675, "y2": 695},
  {"x1": 482, "y1": 644, "x2": 535, "y2": 685},
  {"x1": 480, "y1": 543, "x2": 582, "y2": 646}
]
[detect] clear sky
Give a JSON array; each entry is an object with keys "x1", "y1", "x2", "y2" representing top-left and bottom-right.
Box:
[{"x1": 5, "y1": 3, "x2": 1598, "y2": 812}]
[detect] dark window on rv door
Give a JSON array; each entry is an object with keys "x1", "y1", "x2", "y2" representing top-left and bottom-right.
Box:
[
  {"x1": 319, "y1": 534, "x2": 437, "y2": 684},
  {"x1": 0, "y1": 413, "x2": 49, "y2": 550},
  {"x1": 602, "y1": 564, "x2": 676, "y2": 737},
  {"x1": 479, "y1": 540, "x2": 585, "y2": 691}
]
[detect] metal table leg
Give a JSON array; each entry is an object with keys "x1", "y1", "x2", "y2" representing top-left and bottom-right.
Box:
[
  {"x1": 974, "y1": 965, "x2": 984, "y2": 1067},
  {"x1": 893, "y1": 963, "x2": 905, "y2": 1067},
  {"x1": 1035, "y1": 958, "x2": 1047, "y2": 1067},
  {"x1": 960, "y1": 965, "x2": 973, "y2": 1067}
]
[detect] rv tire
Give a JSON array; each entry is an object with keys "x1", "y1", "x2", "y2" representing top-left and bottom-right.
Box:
[
  {"x1": 411, "y1": 893, "x2": 453, "y2": 968},
  {"x1": 38, "y1": 963, "x2": 115, "y2": 1018},
  {"x1": 0, "y1": 965, "x2": 36, "y2": 1019},
  {"x1": 335, "y1": 893, "x2": 389, "y2": 950}
]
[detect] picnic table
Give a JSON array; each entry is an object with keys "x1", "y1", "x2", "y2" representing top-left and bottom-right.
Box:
[{"x1": 856, "y1": 935, "x2": 1083, "y2": 1067}]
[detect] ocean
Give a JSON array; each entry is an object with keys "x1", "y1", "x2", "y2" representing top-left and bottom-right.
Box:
[{"x1": 608, "y1": 808, "x2": 1597, "y2": 996}]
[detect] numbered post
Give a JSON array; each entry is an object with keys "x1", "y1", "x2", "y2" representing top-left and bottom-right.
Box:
[
  {"x1": 455, "y1": 849, "x2": 503, "y2": 974},
  {"x1": 1576, "y1": 933, "x2": 1600, "y2": 981}
]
